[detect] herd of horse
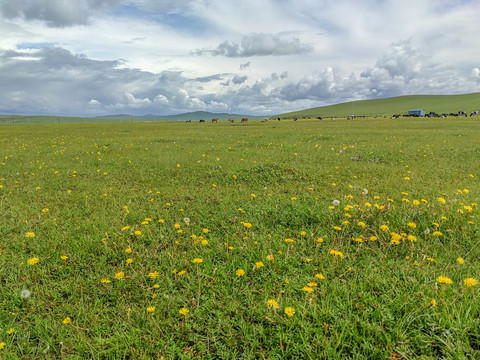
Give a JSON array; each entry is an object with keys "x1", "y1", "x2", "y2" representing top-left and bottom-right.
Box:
[{"x1": 187, "y1": 117, "x2": 249, "y2": 123}]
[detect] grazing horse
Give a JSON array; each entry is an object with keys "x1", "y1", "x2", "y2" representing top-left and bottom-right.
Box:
[
  {"x1": 228, "y1": 118, "x2": 234, "y2": 123},
  {"x1": 241, "y1": 117, "x2": 248, "y2": 123},
  {"x1": 186, "y1": 119, "x2": 192, "y2": 123},
  {"x1": 212, "y1": 118, "x2": 218, "y2": 123},
  {"x1": 199, "y1": 119, "x2": 205, "y2": 123}
]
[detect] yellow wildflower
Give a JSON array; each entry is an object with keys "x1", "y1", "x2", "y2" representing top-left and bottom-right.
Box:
[
  {"x1": 284, "y1": 307, "x2": 295, "y2": 317},
  {"x1": 27, "y1": 257, "x2": 40, "y2": 265},
  {"x1": 464, "y1": 278, "x2": 478, "y2": 287},
  {"x1": 437, "y1": 276, "x2": 452, "y2": 284},
  {"x1": 267, "y1": 299, "x2": 279, "y2": 309},
  {"x1": 236, "y1": 269, "x2": 245, "y2": 277},
  {"x1": 62, "y1": 317, "x2": 71, "y2": 325},
  {"x1": 179, "y1": 307, "x2": 189, "y2": 316}
]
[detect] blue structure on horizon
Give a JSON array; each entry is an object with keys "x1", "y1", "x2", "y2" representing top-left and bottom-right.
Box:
[{"x1": 409, "y1": 109, "x2": 426, "y2": 117}]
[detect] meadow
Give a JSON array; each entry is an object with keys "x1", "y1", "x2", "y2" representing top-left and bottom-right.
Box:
[{"x1": 0, "y1": 117, "x2": 479, "y2": 359}]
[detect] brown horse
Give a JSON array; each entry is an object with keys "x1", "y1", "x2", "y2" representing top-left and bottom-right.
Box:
[
  {"x1": 228, "y1": 118, "x2": 234, "y2": 123},
  {"x1": 241, "y1": 118, "x2": 248, "y2": 123},
  {"x1": 212, "y1": 118, "x2": 218, "y2": 123}
]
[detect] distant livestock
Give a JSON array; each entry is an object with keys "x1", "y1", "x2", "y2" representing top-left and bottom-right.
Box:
[
  {"x1": 228, "y1": 118, "x2": 234, "y2": 123},
  {"x1": 186, "y1": 119, "x2": 192, "y2": 123},
  {"x1": 199, "y1": 119, "x2": 205, "y2": 123},
  {"x1": 241, "y1": 118, "x2": 248, "y2": 123},
  {"x1": 212, "y1": 118, "x2": 218, "y2": 123}
]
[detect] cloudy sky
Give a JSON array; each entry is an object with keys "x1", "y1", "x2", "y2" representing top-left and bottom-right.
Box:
[{"x1": 1, "y1": 0, "x2": 479, "y2": 116}]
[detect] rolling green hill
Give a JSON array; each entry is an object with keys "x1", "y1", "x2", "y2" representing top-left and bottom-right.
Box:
[{"x1": 276, "y1": 93, "x2": 480, "y2": 119}]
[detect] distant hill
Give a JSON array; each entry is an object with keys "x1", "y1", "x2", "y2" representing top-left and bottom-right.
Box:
[
  {"x1": 96, "y1": 111, "x2": 265, "y2": 121},
  {"x1": 275, "y1": 93, "x2": 480, "y2": 119},
  {"x1": 0, "y1": 112, "x2": 265, "y2": 125}
]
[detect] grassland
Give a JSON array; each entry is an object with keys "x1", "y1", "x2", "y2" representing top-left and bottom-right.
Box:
[
  {"x1": 1, "y1": 117, "x2": 479, "y2": 359},
  {"x1": 278, "y1": 92, "x2": 480, "y2": 119}
]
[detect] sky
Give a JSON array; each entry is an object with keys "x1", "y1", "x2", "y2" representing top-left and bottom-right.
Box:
[{"x1": 1, "y1": 0, "x2": 479, "y2": 117}]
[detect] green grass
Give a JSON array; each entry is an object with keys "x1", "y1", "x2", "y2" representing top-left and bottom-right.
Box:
[
  {"x1": 1, "y1": 118, "x2": 479, "y2": 358},
  {"x1": 278, "y1": 92, "x2": 480, "y2": 118}
]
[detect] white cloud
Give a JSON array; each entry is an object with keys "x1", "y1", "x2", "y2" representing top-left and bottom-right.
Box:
[{"x1": 1, "y1": 0, "x2": 480, "y2": 116}]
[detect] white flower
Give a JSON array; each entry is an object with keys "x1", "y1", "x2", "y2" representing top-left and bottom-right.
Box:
[
  {"x1": 424, "y1": 228, "x2": 431, "y2": 235},
  {"x1": 183, "y1": 217, "x2": 190, "y2": 224},
  {"x1": 362, "y1": 189, "x2": 368, "y2": 195},
  {"x1": 21, "y1": 289, "x2": 31, "y2": 298},
  {"x1": 332, "y1": 200, "x2": 340, "y2": 206}
]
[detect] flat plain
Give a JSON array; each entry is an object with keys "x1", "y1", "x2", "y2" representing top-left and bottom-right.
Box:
[{"x1": 1, "y1": 117, "x2": 479, "y2": 359}]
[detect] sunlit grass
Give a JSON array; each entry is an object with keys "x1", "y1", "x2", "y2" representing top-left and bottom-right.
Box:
[{"x1": 0, "y1": 117, "x2": 479, "y2": 358}]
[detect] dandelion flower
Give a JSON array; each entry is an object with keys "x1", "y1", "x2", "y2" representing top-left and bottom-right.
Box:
[
  {"x1": 332, "y1": 200, "x2": 340, "y2": 206},
  {"x1": 243, "y1": 222, "x2": 252, "y2": 229},
  {"x1": 25, "y1": 232, "x2": 35, "y2": 238},
  {"x1": 457, "y1": 257, "x2": 465, "y2": 264},
  {"x1": 60, "y1": 255, "x2": 68, "y2": 261},
  {"x1": 284, "y1": 238, "x2": 294, "y2": 243},
  {"x1": 255, "y1": 262, "x2": 264, "y2": 269},
  {"x1": 126, "y1": 258, "x2": 133, "y2": 264},
  {"x1": 407, "y1": 222, "x2": 416, "y2": 229},
  {"x1": 315, "y1": 273, "x2": 325, "y2": 280},
  {"x1": 266, "y1": 254, "x2": 274, "y2": 261},
  {"x1": 432, "y1": 231, "x2": 442, "y2": 237},
  {"x1": 437, "y1": 276, "x2": 452, "y2": 284},
  {"x1": 329, "y1": 249, "x2": 344, "y2": 258},
  {"x1": 146, "y1": 306, "x2": 156, "y2": 313},
  {"x1": 267, "y1": 299, "x2": 279, "y2": 309},
  {"x1": 20, "y1": 289, "x2": 31, "y2": 298},
  {"x1": 192, "y1": 258, "x2": 203, "y2": 264},
  {"x1": 302, "y1": 286, "x2": 314, "y2": 293},
  {"x1": 202, "y1": 228, "x2": 209, "y2": 234},
  {"x1": 101, "y1": 278, "x2": 111, "y2": 284},
  {"x1": 134, "y1": 230, "x2": 142, "y2": 236},
  {"x1": 464, "y1": 278, "x2": 478, "y2": 287},
  {"x1": 27, "y1": 257, "x2": 39, "y2": 265},
  {"x1": 316, "y1": 237, "x2": 324, "y2": 243},
  {"x1": 179, "y1": 307, "x2": 189, "y2": 316},
  {"x1": 362, "y1": 188, "x2": 368, "y2": 195},
  {"x1": 0, "y1": 342, "x2": 5, "y2": 350},
  {"x1": 114, "y1": 272, "x2": 125, "y2": 280},
  {"x1": 236, "y1": 269, "x2": 245, "y2": 277},
  {"x1": 431, "y1": 299, "x2": 437, "y2": 307},
  {"x1": 357, "y1": 221, "x2": 366, "y2": 228},
  {"x1": 333, "y1": 226, "x2": 342, "y2": 231},
  {"x1": 62, "y1": 317, "x2": 71, "y2": 325},
  {"x1": 284, "y1": 307, "x2": 295, "y2": 317}
]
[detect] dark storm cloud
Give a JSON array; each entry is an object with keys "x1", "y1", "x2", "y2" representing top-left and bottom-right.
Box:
[
  {"x1": 0, "y1": 0, "x2": 123, "y2": 27},
  {"x1": 0, "y1": 47, "x2": 209, "y2": 115}
]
